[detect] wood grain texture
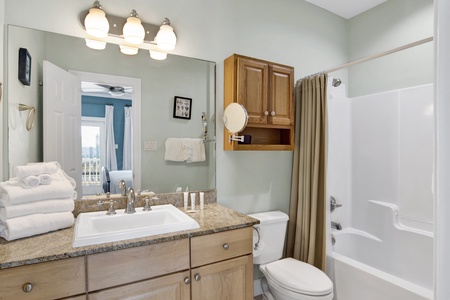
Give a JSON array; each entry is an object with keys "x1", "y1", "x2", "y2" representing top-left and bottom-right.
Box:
[
  {"x1": 191, "y1": 254, "x2": 253, "y2": 300},
  {"x1": 87, "y1": 239, "x2": 189, "y2": 292},
  {"x1": 88, "y1": 271, "x2": 190, "y2": 300},
  {"x1": 0, "y1": 256, "x2": 85, "y2": 300},
  {"x1": 191, "y1": 227, "x2": 252, "y2": 268}
]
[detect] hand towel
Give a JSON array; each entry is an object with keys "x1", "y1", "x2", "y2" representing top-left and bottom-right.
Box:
[
  {"x1": 20, "y1": 175, "x2": 40, "y2": 189},
  {"x1": 15, "y1": 161, "x2": 61, "y2": 180},
  {"x1": 0, "y1": 198, "x2": 74, "y2": 221},
  {"x1": 0, "y1": 211, "x2": 74, "y2": 241},
  {"x1": 38, "y1": 173, "x2": 52, "y2": 185},
  {"x1": 165, "y1": 138, "x2": 185, "y2": 161},
  {"x1": 186, "y1": 138, "x2": 206, "y2": 163},
  {"x1": 0, "y1": 170, "x2": 75, "y2": 206}
]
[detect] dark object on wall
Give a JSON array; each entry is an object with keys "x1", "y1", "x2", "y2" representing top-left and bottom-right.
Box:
[
  {"x1": 18, "y1": 48, "x2": 32, "y2": 86},
  {"x1": 173, "y1": 96, "x2": 192, "y2": 120},
  {"x1": 238, "y1": 135, "x2": 252, "y2": 144}
]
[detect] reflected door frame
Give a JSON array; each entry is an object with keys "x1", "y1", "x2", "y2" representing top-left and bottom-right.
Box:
[{"x1": 70, "y1": 70, "x2": 142, "y2": 192}]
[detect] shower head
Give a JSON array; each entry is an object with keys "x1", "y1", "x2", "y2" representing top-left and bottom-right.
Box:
[{"x1": 332, "y1": 78, "x2": 342, "y2": 87}]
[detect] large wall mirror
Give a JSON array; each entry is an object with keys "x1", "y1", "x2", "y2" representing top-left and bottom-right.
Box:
[{"x1": 5, "y1": 25, "x2": 216, "y2": 197}]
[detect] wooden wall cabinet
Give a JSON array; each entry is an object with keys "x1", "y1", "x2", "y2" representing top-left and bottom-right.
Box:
[{"x1": 224, "y1": 54, "x2": 295, "y2": 151}]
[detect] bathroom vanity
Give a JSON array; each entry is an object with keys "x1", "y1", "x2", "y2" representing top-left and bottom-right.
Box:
[{"x1": 0, "y1": 203, "x2": 257, "y2": 300}]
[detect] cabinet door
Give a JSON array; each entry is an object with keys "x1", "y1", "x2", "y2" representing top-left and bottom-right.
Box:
[
  {"x1": 191, "y1": 254, "x2": 253, "y2": 300},
  {"x1": 269, "y1": 64, "x2": 294, "y2": 126},
  {"x1": 237, "y1": 57, "x2": 269, "y2": 125},
  {"x1": 88, "y1": 271, "x2": 190, "y2": 300}
]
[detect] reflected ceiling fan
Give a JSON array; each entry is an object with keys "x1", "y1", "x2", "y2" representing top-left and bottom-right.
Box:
[{"x1": 81, "y1": 82, "x2": 132, "y2": 97}]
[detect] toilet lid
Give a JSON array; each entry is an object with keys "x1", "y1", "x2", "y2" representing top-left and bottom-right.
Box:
[{"x1": 264, "y1": 258, "x2": 333, "y2": 296}]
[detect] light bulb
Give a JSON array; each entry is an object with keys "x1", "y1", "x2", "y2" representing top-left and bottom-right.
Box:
[
  {"x1": 85, "y1": 39, "x2": 107, "y2": 50},
  {"x1": 155, "y1": 18, "x2": 177, "y2": 50},
  {"x1": 123, "y1": 10, "x2": 145, "y2": 45},
  {"x1": 84, "y1": 4, "x2": 109, "y2": 38},
  {"x1": 120, "y1": 45, "x2": 139, "y2": 55},
  {"x1": 149, "y1": 50, "x2": 167, "y2": 60}
]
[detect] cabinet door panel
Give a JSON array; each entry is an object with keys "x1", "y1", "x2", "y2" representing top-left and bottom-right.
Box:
[
  {"x1": 269, "y1": 65, "x2": 294, "y2": 126},
  {"x1": 88, "y1": 271, "x2": 190, "y2": 300},
  {"x1": 191, "y1": 255, "x2": 253, "y2": 300},
  {"x1": 237, "y1": 58, "x2": 268, "y2": 125}
]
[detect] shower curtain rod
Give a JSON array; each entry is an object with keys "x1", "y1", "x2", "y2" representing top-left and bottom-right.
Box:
[{"x1": 310, "y1": 36, "x2": 433, "y2": 76}]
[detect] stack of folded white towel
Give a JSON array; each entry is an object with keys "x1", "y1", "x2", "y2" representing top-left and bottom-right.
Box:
[
  {"x1": 0, "y1": 161, "x2": 76, "y2": 241},
  {"x1": 164, "y1": 138, "x2": 206, "y2": 163}
]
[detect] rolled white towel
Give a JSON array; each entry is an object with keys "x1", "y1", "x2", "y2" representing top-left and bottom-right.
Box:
[
  {"x1": 15, "y1": 161, "x2": 61, "y2": 180},
  {"x1": 0, "y1": 170, "x2": 75, "y2": 206},
  {"x1": 20, "y1": 175, "x2": 40, "y2": 189},
  {"x1": 0, "y1": 198, "x2": 74, "y2": 221},
  {"x1": 38, "y1": 174, "x2": 52, "y2": 185},
  {"x1": 0, "y1": 211, "x2": 74, "y2": 241}
]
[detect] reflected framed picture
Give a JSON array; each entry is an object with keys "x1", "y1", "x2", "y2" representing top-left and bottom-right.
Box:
[
  {"x1": 18, "y1": 48, "x2": 31, "y2": 86},
  {"x1": 173, "y1": 96, "x2": 192, "y2": 120}
]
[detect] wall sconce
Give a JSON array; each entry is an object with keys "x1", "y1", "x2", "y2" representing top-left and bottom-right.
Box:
[{"x1": 80, "y1": 1, "x2": 177, "y2": 60}]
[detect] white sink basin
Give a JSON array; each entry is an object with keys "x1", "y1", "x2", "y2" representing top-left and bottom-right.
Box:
[{"x1": 73, "y1": 204, "x2": 199, "y2": 247}]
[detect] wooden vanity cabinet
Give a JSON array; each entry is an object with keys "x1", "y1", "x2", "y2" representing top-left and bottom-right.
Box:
[
  {"x1": 0, "y1": 256, "x2": 85, "y2": 300},
  {"x1": 190, "y1": 227, "x2": 254, "y2": 300},
  {"x1": 224, "y1": 54, "x2": 295, "y2": 151}
]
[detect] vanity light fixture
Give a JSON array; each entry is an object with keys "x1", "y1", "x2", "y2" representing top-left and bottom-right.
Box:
[
  {"x1": 84, "y1": 1, "x2": 109, "y2": 38},
  {"x1": 80, "y1": 2, "x2": 177, "y2": 60},
  {"x1": 155, "y1": 18, "x2": 177, "y2": 51},
  {"x1": 149, "y1": 50, "x2": 167, "y2": 60},
  {"x1": 120, "y1": 44, "x2": 139, "y2": 55},
  {"x1": 123, "y1": 10, "x2": 145, "y2": 45}
]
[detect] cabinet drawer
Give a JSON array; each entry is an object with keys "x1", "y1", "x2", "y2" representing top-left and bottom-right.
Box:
[
  {"x1": 191, "y1": 227, "x2": 253, "y2": 267},
  {"x1": 0, "y1": 256, "x2": 85, "y2": 300},
  {"x1": 87, "y1": 239, "x2": 189, "y2": 292}
]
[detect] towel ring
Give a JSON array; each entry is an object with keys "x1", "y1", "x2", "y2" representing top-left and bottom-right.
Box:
[{"x1": 18, "y1": 104, "x2": 36, "y2": 131}]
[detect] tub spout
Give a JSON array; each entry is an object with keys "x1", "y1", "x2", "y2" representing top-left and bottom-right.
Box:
[{"x1": 331, "y1": 221, "x2": 342, "y2": 230}]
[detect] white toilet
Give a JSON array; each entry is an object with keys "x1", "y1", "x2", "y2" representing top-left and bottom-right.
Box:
[{"x1": 249, "y1": 211, "x2": 333, "y2": 300}]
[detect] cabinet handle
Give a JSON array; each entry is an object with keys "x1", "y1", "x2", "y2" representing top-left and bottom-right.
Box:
[
  {"x1": 184, "y1": 277, "x2": 191, "y2": 285},
  {"x1": 223, "y1": 243, "x2": 230, "y2": 250},
  {"x1": 271, "y1": 111, "x2": 276, "y2": 116},
  {"x1": 194, "y1": 273, "x2": 201, "y2": 281},
  {"x1": 264, "y1": 111, "x2": 269, "y2": 116},
  {"x1": 22, "y1": 283, "x2": 33, "y2": 293}
]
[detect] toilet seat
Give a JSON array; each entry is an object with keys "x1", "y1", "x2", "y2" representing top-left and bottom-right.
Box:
[{"x1": 263, "y1": 258, "x2": 333, "y2": 296}]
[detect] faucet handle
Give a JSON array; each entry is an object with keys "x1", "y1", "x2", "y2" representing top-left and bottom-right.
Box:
[
  {"x1": 106, "y1": 199, "x2": 116, "y2": 215},
  {"x1": 143, "y1": 197, "x2": 152, "y2": 211},
  {"x1": 330, "y1": 196, "x2": 343, "y2": 212}
]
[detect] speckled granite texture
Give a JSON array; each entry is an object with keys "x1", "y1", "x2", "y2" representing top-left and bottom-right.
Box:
[
  {"x1": 0, "y1": 200, "x2": 259, "y2": 269},
  {"x1": 74, "y1": 189, "x2": 217, "y2": 217}
]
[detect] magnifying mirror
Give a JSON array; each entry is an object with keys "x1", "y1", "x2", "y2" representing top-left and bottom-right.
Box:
[{"x1": 223, "y1": 103, "x2": 248, "y2": 142}]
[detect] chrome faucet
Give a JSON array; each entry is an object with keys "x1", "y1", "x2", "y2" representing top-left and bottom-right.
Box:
[
  {"x1": 118, "y1": 179, "x2": 127, "y2": 196},
  {"x1": 125, "y1": 187, "x2": 136, "y2": 214},
  {"x1": 331, "y1": 221, "x2": 342, "y2": 230}
]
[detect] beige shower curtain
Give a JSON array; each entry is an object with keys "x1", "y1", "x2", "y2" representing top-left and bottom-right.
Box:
[{"x1": 286, "y1": 74, "x2": 327, "y2": 271}]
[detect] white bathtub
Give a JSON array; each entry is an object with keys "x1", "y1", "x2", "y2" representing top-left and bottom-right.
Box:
[{"x1": 331, "y1": 228, "x2": 433, "y2": 300}]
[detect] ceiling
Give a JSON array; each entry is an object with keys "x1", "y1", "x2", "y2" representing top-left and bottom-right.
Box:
[{"x1": 305, "y1": 0, "x2": 387, "y2": 19}]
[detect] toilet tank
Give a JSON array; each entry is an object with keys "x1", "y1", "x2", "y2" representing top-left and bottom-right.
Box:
[{"x1": 248, "y1": 211, "x2": 289, "y2": 265}]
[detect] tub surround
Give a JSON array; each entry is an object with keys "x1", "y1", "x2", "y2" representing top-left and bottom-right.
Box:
[{"x1": 0, "y1": 200, "x2": 258, "y2": 269}]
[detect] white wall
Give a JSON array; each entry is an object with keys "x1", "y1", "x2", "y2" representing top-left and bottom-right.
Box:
[
  {"x1": 434, "y1": 0, "x2": 450, "y2": 298},
  {"x1": 347, "y1": 0, "x2": 434, "y2": 97},
  {"x1": 3, "y1": 0, "x2": 348, "y2": 214}
]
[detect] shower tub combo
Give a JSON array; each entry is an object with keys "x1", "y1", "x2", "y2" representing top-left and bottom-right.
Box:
[{"x1": 331, "y1": 201, "x2": 433, "y2": 300}]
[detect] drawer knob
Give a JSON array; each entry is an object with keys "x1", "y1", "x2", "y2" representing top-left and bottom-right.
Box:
[
  {"x1": 184, "y1": 277, "x2": 191, "y2": 285},
  {"x1": 271, "y1": 111, "x2": 276, "y2": 116},
  {"x1": 194, "y1": 273, "x2": 201, "y2": 281},
  {"x1": 264, "y1": 111, "x2": 269, "y2": 116},
  {"x1": 223, "y1": 243, "x2": 230, "y2": 250},
  {"x1": 22, "y1": 283, "x2": 33, "y2": 293}
]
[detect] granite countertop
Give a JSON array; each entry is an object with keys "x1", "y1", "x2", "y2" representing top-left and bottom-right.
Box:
[{"x1": 0, "y1": 203, "x2": 259, "y2": 269}]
